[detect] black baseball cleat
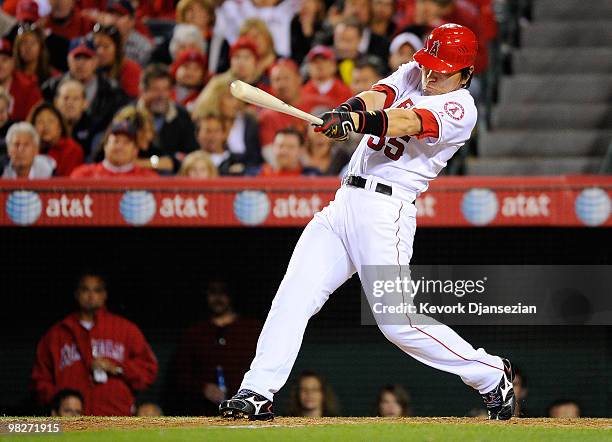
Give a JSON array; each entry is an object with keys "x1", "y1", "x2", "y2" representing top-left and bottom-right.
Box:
[
  {"x1": 481, "y1": 358, "x2": 515, "y2": 420},
  {"x1": 219, "y1": 389, "x2": 274, "y2": 421}
]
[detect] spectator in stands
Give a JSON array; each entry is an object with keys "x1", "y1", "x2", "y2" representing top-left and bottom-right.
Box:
[
  {"x1": 12, "y1": 23, "x2": 55, "y2": 87},
  {"x1": 213, "y1": 0, "x2": 299, "y2": 60},
  {"x1": 213, "y1": 82, "x2": 263, "y2": 168},
  {"x1": 176, "y1": 0, "x2": 229, "y2": 74},
  {"x1": 304, "y1": 125, "x2": 350, "y2": 176},
  {"x1": 167, "y1": 281, "x2": 261, "y2": 416},
  {"x1": 290, "y1": 0, "x2": 326, "y2": 65},
  {"x1": 42, "y1": 37, "x2": 128, "y2": 140},
  {"x1": 111, "y1": 105, "x2": 174, "y2": 174},
  {"x1": 92, "y1": 23, "x2": 141, "y2": 98},
  {"x1": 104, "y1": 0, "x2": 153, "y2": 66},
  {"x1": 388, "y1": 32, "x2": 422, "y2": 71},
  {"x1": 50, "y1": 389, "x2": 84, "y2": 417},
  {"x1": 370, "y1": 0, "x2": 397, "y2": 39},
  {"x1": 0, "y1": 38, "x2": 42, "y2": 122},
  {"x1": 192, "y1": 37, "x2": 262, "y2": 120},
  {"x1": 258, "y1": 59, "x2": 334, "y2": 151},
  {"x1": 350, "y1": 55, "x2": 385, "y2": 94},
  {"x1": 136, "y1": 402, "x2": 163, "y2": 417},
  {"x1": 1, "y1": 121, "x2": 55, "y2": 178},
  {"x1": 196, "y1": 113, "x2": 244, "y2": 176},
  {"x1": 376, "y1": 384, "x2": 412, "y2": 417},
  {"x1": 548, "y1": 400, "x2": 581, "y2": 418},
  {"x1": 288, "y1": 371, "x2": 338, "y2": 417},
  {"x1": 238, "y1": 19, "x2": 277, "y2": 82},
  {"x1": 136, "y1": 63, "x2": 199, "y2": 160},
  {"x1": 171, "y1": 48, "x2": 208, "y2": 112},
  {"x1": 31, "y1": 272, "x2": 159, "y2": 416},
  {"x1": 152, "y1": 24, "x2": 206, "y2": 66},
  {"x1": 29, "y1": 102, "x2": 84, "y2": 176},
  {"x1": 70, "y1": 120, "x2": 158, "y2": 178},
  {"x1": 45, "y1": 0, "x2": 95, "y2": 41},
  {"x1": 302, "y1": 45, "x2": 352, "y2": 106},
  {"x1": 253, "y1": 127, "x2": 320, "y2": 177},
  {"x1": 54, "y1": 78, "x2": 97, "y2": 159},
  {"x1": 178, "y1": 150, "x2": 218, "y2": 178},
  {"x1": 0, "y1": 88, "x2": 11, "y2": 154},
  {"x1": 332, "y1": 18, "x2": 365, "y2": 86}
]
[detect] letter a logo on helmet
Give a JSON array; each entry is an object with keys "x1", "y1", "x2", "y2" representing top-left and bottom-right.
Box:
[{"x1": 414, "y1": 24, "x2": 478, "y2": 74}]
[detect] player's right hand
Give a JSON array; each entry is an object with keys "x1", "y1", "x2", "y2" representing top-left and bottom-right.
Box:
[{"x1": 314, "y1": 111, "x2": 356, "y2": 141}]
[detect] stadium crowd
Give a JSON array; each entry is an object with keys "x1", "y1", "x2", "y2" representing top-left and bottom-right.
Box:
[{"x1": 0, "y1": 0, "x2": 498, "y2": 180}]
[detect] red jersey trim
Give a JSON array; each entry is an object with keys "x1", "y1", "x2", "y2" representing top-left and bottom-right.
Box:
[
  {"x1": 413, "y1": 108, "x2": 440, "y2": 139},
  {"x1": 371, "y1": 84, "x2": 397, "y2": 108}
]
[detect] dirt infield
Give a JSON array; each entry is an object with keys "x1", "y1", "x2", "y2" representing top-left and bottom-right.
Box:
[{"x1": 7, "y1": 416, "x2": 611, "y2": 432}]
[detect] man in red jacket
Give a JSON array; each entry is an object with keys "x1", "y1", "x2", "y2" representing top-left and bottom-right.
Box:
[
  {"x1": 301, "y1": 46, "x2": 352, "y2": 107},
  {"x1": 31, "y1": 272, "x2": 158, "y2": 416}
]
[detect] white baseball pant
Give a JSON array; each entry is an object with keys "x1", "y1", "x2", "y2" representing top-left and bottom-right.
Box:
[{"x1": 240, "y1": 183, "x2": 504, "y2": 401}]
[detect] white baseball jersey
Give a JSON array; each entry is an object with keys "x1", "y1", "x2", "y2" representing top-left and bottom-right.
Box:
[{"x1": 346, "y1": 61, "x2": 477, "y2": 196}]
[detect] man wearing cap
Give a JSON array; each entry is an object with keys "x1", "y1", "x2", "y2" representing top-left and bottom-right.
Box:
[
  {"x1": 0, "y1": 38, "x2": 42, "y2": 122},
  {"x1": 171, "y1": 48, "x2": 208, "y2": 112},
  {"x1": 70, "y1": 120, "x2": 158, "y2": 178},
  {"x1": 42, "y1": 37, "x2": 128, "y2": 140},
  {"x1": 104, "y1": 0, "x2": 153, "y2": 66},
  {"x1": 192, "y1": 36, "x2": 263, "y2": 121},
  {"x1": 302, "y1": 45, "x2": 352, "y2": 106}
]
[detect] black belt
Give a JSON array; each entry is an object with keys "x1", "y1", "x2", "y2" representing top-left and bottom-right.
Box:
[{"x1": 343, "y1": 175, "x2": 392, "y2": 196}]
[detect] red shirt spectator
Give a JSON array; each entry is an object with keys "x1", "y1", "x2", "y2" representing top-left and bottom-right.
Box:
[
  {"x1": 171, "y1": 49, "x2": 208, "y2": 111},
  {"x1": 46, "y1": 137, "x2": 84, "y2": 176},
  {"x1": 302, "y1": 46, "x2": 352, "y2": 107},
  {"x1": 31, "y1": 273, "x2": 158, "y2": 416},
  {"x1": 0, "y1": 39, "x2": 43, "y2": 122}
]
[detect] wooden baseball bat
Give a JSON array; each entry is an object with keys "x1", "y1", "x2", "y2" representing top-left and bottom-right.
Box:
[{"x1": 230, "y1": 80, "x2": 324, "y2": 126}]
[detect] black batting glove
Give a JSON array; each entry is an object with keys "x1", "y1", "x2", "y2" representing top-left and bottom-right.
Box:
[{"x1": 314, "y1": 111, "x2": 356, "y2": 141}]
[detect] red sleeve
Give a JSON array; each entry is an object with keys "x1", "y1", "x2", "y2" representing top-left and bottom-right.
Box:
[
  {"x1": 370, "y1": 84, "x2": 397, "y2": 108},
  {"x1": 413, "y1": 108, "x2": 440, "y2": 139},
  {"x1": 56, "y1": 140, "x2": 85, "y2": 176},
  {"x1": 120, "y1": 324, "x2": 158, "y2": 391},
  {"x1": 120, "y1": 61, "x2": 142, "y2": 98},
  {"x1": 70, "y1": 164, "x2": 92, "y2": 178},
  {"x1": 31, "y1": 331, "x2": 57, "y2": 405}
]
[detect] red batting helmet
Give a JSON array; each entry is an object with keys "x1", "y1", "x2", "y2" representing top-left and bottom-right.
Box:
[{"x1": 413, "y1": 24, "x2": 478, "y2": 73}]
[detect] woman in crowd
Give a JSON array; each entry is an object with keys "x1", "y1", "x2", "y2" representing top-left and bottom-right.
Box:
[
  {"x1": 13, "y1": 23, "x2": 55, "y2": 87},
  {"x1": 376, "y1": 384, "x2": 412, "y2": 417},
  {"x1": 178, "y1": 150, "x2": 218, "y2": 178},
  {"x1": 304, "y1": 125, "x2": 350, "y2": 176},
  {"x1": 28, "y1": 102, "x2": 83, "y2": 177},
  {"x1": 208, "y1": 81, "x2": 262, "y2": 168},
  {"x1": 288, "y1": 371, "x2": 338, "y2": 417},
  {"x1": 290, "y1": 0, "x2": 326, "y2": 64},
  {"x1": 176, "y1": 0, "x2": 230, "y2": 74},
  {"x1": 92, "y1": 23, "x2": 142, "y2": 98},
  {"x1": 238, "y1": 19, "x2": 277, "y2": 82}
]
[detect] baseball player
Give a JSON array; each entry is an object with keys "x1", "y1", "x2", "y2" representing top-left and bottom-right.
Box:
[{"x1": 220, "y1": 24, "x2": 515, "y2": 421}]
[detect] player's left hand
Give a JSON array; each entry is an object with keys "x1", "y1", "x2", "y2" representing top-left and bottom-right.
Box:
[{"x1": 314, "y1": 111, "x2": 356, "y2": 141}]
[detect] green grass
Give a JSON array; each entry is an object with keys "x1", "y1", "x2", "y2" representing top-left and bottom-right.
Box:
[{"x1": 2, "y1": 422, "x2": 610, "y2": 442}]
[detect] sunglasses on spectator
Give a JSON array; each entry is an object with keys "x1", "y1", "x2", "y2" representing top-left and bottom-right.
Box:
[
  {"x1": 93, "y1": 23, "x2": 120, "y2": 37},
  {"x1": 17, "y1": 22, "x2": 40, "y2": 35}
]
